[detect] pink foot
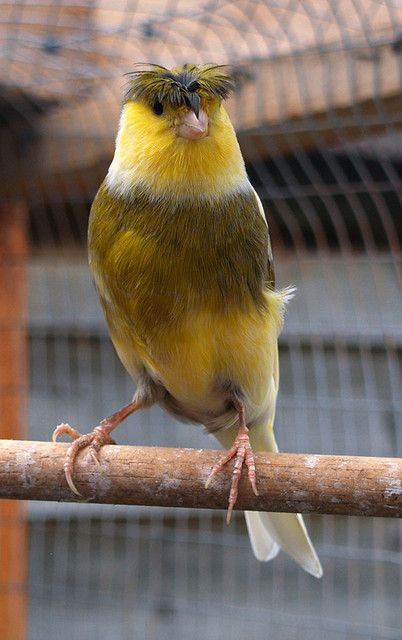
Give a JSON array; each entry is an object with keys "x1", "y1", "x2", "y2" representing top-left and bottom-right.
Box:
[
  {"x1": 52, "y1": 422, "x2": 115, "y2": 496},
  {"x1": 52, "y1": 398, "x2": 145, "y2": 496},
  {"x1": 205, "y1": 402, "x2": 258, "y2": 524}
]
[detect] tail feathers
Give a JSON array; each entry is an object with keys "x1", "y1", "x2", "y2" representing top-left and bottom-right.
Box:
[
  {"x1": 244, "y1": 511, "x2": 280, "y2": 561},
  {"x1": 246, "y1": 510, "x2": 323, "y2": 578}
]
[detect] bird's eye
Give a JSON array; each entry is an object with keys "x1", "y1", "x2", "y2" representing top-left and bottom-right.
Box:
[
  {"x1": 152, "y1": 101, "x2": 164, "y2": 116},
  {"x1": 187, "y1": 81, "x2": 200, "y2": 93}
]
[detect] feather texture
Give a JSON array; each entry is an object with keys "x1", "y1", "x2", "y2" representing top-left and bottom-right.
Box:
[
  {"x1": 124, "y1": 63, "x2": 234, "y2": 107},
  {"x1": 89, "y1": 182, "x2": 282, "y2": 427},
  {"x1": 88, "y1": 63, "x2": 322, "y2": 576}
]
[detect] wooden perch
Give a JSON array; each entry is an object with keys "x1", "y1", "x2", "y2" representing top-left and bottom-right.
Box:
[{"x1": 0, "y1": 440, "x2": 401, "y2": 517}]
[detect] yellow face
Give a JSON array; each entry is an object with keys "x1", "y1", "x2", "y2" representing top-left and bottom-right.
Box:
[
  {"x1": 136, "y1": 95, "x2": 220, "y2": 138},
  {"x1": 107, "y1": 65, "x2": 248, "y2": 200}
]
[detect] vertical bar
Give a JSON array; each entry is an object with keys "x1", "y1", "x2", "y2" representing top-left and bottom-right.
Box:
[{"x1": 0, "y1": 202, "x2": 27, "y2": 640}]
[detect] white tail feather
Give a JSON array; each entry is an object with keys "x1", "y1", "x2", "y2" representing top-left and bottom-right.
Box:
[
  {"x1": 245, "y1": 510, "x2": 322, "y2": 577},
  {"x1": 244, "y1": 511, "x2": 280, "y2": 561}
]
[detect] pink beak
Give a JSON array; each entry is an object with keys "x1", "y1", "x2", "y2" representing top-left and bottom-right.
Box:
[{"x1": 177, "y1": 108, "x2": 208, "y2": 139}]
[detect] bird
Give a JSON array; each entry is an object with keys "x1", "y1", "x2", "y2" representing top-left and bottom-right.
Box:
[{"x1": 53, "y1": 63, "x2": 323, "y2": 578}]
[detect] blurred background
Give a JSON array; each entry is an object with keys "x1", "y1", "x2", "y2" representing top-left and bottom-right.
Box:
[{"x1": 0, "y1": 1, "x2": 401, "y2": 639}]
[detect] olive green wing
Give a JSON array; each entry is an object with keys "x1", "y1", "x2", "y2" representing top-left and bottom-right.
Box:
[{"x1": 251, "y1": 187, "x2": 275, "y2": 289}]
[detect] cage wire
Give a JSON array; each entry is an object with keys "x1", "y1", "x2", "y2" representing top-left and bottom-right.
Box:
[{"x1": 0, "y1": 1, "x2": 401, "y2": 639}]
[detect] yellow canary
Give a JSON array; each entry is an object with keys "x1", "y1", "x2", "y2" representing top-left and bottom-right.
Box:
[{"x1": 53, "y1": 63, "x2": 322, "y2": 578}]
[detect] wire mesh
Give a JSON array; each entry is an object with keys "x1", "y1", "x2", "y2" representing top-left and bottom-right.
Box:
[{"x1": 0, "y1": 1, "x2": 401, "y2": 639}]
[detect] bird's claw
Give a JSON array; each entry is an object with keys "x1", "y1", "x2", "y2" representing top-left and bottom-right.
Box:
[
  {"x1": 53, "y1": 422, "x2": 115, "y2": 495},
  {"x1": 206, "y1": 428, "x2": 258, "y2": 524},
  {"x1": 52, "y1": 423, "x2": 82, "y2": 443}
]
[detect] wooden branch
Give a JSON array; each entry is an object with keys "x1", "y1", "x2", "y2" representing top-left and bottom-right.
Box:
[{"x1": 0, "y1": 440, "x2": 401, "y2": 518}]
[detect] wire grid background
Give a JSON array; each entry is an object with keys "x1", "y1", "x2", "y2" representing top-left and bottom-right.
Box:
[{"x1": 0, "y1": 1, "x2": 401, "y2": 639}]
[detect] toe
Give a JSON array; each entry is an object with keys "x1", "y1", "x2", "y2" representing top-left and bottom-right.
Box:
[
  {"x1": 245, "y1": 447, "x2": 259, "y2": 496},
  {"x1": 251, "y1": 480, "x2": 259, "y2": 496},
  {"x1": 87, "y1": 441, "x2": 103, "y2": 466},
  {"x1": 62, "y1": 432, "x2": 94, "y2": 494},
  {"x1": 60, "y1": 425, "x2": 116, "y2": 495},
  {"x1": 64, "y1": 464, "x2": 82, "y2": 496},
  {"x1": 206, "y1": 435, "x2": 259, "y2": 522},
  {"x1": 52, "y1": 423, "x2": 81, "y2": 443},
  {"x1": 205, "y1": 446, "x2": 238, "y2": 488},
  {"x1": 226, "y1": 503, "x2": 234, "y2": 525}
]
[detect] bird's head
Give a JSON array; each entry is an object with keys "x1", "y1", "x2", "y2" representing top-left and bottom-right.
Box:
[
  {"x1": 107, "y1": 64, "x2": 249, "y2": 201},
  {"x1": 123, "y1": 63, "x2": 233, "y2": 141}
]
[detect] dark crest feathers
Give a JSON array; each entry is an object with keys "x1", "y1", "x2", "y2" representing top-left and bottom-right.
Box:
[{"x1": 123, "y1": 63, "x2": 234, "y2": 109}]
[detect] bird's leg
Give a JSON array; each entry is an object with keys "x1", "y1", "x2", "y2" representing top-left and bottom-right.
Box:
[
  {"x1": 52, "y1": 380, "x2": 155, "y2": 496},
  {"x1": 205, "y1": 399, "x2": 259, "y2": 524}
]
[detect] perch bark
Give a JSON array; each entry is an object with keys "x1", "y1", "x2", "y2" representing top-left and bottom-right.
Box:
[{"x1": 0, "y1": 440, "x2": 401, "y2": 517}]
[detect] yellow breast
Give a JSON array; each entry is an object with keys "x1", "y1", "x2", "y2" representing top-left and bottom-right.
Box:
[{"x1": 104, "y1": 283, "x2": 288, "y2": 425}]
